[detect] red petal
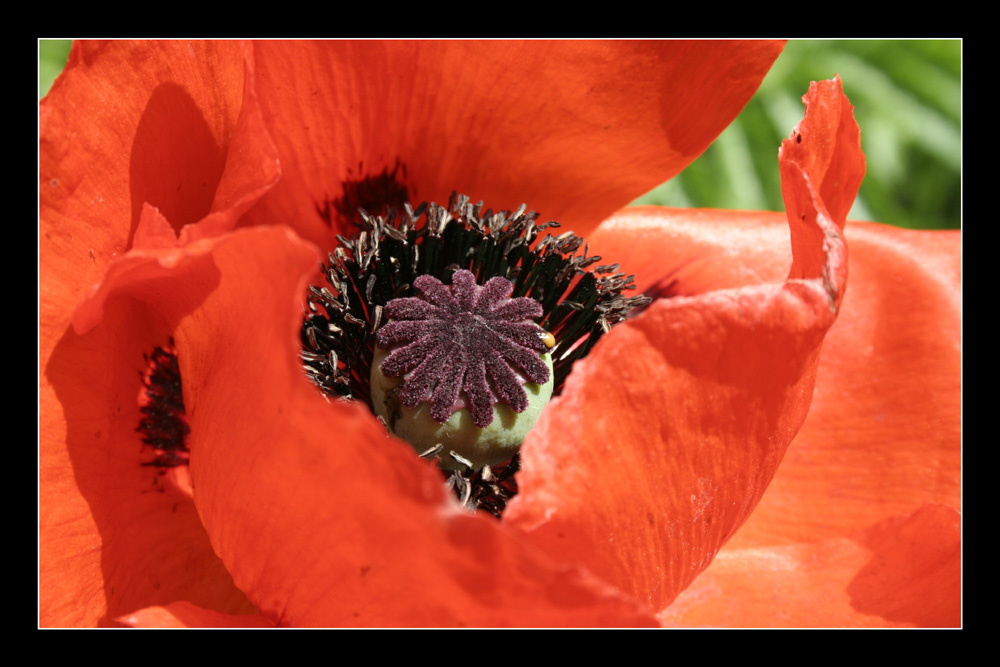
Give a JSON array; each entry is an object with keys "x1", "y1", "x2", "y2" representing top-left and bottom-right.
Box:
[
  {"x1": 43, "y1": 38, "x2": 781, "y2": 629},
  {"x1": 41, "y1": 266, "x2": 254, "y2": 627},
  {"x1": 780, "y1": 76, "x2": 864, "y2": 280},
  {"x1": 505, "y1": 78, "x2": 865, "y2": 612},
  {"x1": 243, "y1": 40, "x2": 782, "y2": 244},
  {"x1": 118, "y1": 602, "x2": 275, "y2": 628},
  {"x1": 780, "y1": 77, "x2": 866, "y2": 230},
  {"x1": 40, "y1": 40, "x2": 279, "y2": 260},
  {"x1": 100, "y1": 226, "x2": 653, "y2": 627},
  {"x1": 726, "y1": 222, "x2": 961, "y2": 548},
  {"x1": 659, "y1": 504, "x2": 961, "y2": 627},
  {"x1": 41, "y1": 42, "x2": 283, "y2": 625}
]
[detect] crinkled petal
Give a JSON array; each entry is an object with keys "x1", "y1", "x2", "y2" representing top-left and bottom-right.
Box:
[
  {"x1": 659, "y1": 505, "x2": 960, "y2": 628},
  {"x1": 41, "y1": 41, "x2": 282, "y2": 624},
  {"x1": 726, "y1": 222, "x2": 961, "y2": 549},
  {"x1": 40, "y1": 37, "x2": 304, "y2": 624},
  {"x1": 243, "y1": 40, "x2": 783, "y2": 243},
  {"x1": 505, "y1": 77, "x2": 865, "y2": 612},
  {"x1": 583, "y1": 211, "x2": 961, "y2": 556},
  {"x1": 41, "y1": 248, "x2": 255, "y2": 627},
  {"x1": 40, "y1": 40, "x2": 279, "y2": 260},
  {"x1": 103, "y1": 225, "x2": 654, "y2": 627},
  {"x1": 118, "y1": 602, "x2": 275, "y2": 628}
]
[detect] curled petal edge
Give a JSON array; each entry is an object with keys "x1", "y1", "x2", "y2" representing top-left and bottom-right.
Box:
[
  {"x1": 726, "y1": 221, "x2": 960, "y2": 548},
  {"x1": 505, "y1": 77, "x2": 864, "y2": 612}
]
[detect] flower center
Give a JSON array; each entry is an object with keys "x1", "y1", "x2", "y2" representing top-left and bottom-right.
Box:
[
  {"x1": 300, "y1": 192, "x2": 652, "y2": 514},
  {"x1": 371, "y1": 270, "x2": 555, "y2": 470}
]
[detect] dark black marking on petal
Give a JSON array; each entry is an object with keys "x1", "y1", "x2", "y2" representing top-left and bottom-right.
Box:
[
  {"x1": 316, "y1": 160, "x2": 411, "y2": 231},
  {"x1": 136, "y1": 339, "x2": 190, "y2": 470},
  {"x1": 636, "y1": 271, "x2": 684, "y2": 308}
]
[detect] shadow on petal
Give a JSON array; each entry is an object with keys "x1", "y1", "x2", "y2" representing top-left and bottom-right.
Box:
[
  {"x1": 41, "y1": 41, "x2": 284, "y2": 626},
  {"x1": 659, "y1": 504, "x2": 960, "y2": 627},
  {"x1": 727, "y1": 222, "x2": 961, "y2": 548},
  {"x1": 42, "y1": 270, "x2": 255, "y2": 626}
]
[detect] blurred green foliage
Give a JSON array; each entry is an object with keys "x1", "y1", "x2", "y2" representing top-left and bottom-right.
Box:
[
  {"x1": 39, "y1": 40, "x2": 72, "y2": 99},
  {"x1": 631, "y1": 40, "x2": 961, "y2": 230},
  {"x1": 39, "y1": 40, "x2": 960, "y2": 230}
]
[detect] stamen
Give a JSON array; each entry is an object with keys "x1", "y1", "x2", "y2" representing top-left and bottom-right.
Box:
[
  {"x1": 445, "y1": 453, "x2": 522, "y2": 518},
  {"x1": 137, "y1": 339, "x2": 190, "y2": 470}
]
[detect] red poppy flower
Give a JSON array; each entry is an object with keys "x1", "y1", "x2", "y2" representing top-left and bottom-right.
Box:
[{"x1": 40, "y1": 41, "x2": 960, "y2": 627}]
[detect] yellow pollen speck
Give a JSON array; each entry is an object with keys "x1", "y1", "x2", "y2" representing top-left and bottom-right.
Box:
[{"x1": 540, "y1": 330, "x2": 556, "y2": 348}]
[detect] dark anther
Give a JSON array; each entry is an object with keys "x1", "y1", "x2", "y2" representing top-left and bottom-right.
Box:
[
  {"x1": 441, "y1": 452, "x2": 522, "y2": 519},
  {"x1": 137, "y1": 338, "x2": 190, "y2": 470}
]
